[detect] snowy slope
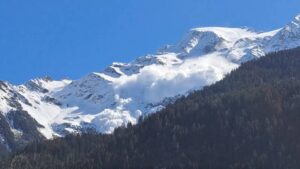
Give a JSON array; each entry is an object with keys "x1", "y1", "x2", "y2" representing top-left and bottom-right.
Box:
[{"x1": 1, "y1": 14, "x2": 300, "y2": 151}]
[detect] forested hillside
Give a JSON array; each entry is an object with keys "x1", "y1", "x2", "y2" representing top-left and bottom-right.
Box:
[{"x1": 2, "y1": 47, "x2": 300, "y2": 169}]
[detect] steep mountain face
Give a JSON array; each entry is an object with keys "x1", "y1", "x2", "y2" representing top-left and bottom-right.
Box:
[
  {"x1": 3, "y1": 45, "x2": 300, "y2": 169},
  {"x1": 1, "y1": 14, "x2": 300, "y2": 153},
  {"x1": 0, "y1": 79, "x2": 70, "y2": 154}
]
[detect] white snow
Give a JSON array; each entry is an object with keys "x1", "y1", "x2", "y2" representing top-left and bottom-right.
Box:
[
  {"x1": 114, "y1": 53, "x2": 237, "y2": 104},
  {"x1": 1, "y1": 14, "x2": 300, "y2": 138}
]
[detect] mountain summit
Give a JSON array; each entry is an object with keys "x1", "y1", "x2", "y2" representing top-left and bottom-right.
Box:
[{"x1": 1, "y1": 14, "x2": 300, "y2": 153}]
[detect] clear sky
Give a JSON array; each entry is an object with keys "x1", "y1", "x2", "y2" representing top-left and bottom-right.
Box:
[{"x1": 1, "y1": 0, "x2": 300, "y2": 84}]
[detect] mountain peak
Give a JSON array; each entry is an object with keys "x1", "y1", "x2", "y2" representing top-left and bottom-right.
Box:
[
  {"x1": 264, "y1": 13, "x2": 300, "y2": 52},
  {"x1": 293, "y1": 13, "x2": 300, "y2": 22},
  {"x1": 2, "y1": 14, "x2": 300, "y2": 152},
  {"x1": 284, "y1": 14, "x2": 300, "y2": 31},
  {"x1": 162, "y1": 27, "x2": 264, "y2": 59}
]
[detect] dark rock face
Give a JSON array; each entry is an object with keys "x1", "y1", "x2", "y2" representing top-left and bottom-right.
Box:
[
  {"x1": 0, "y1": 110, "x2": 45, "y2": 158},
  {"x1": 42, "y1": 96, "x2": 62, "y2": 106},
  {"x1": 0, "y1": 112, "x2": 15, "y2": 152},
  {"x1": 25, "y1": 81, "x2": 49, "y2": 93},
  {"x1": 6, "y1": 110, "x2": 45, "y2": 147},
  {"x1": 0, "y1": 81, "x2": 8, "y2": 92}
]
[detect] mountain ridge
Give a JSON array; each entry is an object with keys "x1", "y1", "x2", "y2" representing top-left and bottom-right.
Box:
[
  {"x1": 1, "y1": 13, "x2": 300, "y2": 153},
  {"x1": 3, "y1": 45, "x2": 300, "y2": 169}
]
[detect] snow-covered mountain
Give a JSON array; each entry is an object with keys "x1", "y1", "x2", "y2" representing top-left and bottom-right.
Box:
[{"x1": 1, "y1": 14, "x2": 300, "y2": 152}]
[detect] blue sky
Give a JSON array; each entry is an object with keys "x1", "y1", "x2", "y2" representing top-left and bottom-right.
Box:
[{"x1": 1, "y1": 0, "x2": 300, "y2": 84}]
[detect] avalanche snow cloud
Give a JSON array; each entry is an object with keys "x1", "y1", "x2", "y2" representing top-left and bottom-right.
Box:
[
  {"x1": 115, "y1": 53, "x2": 237, "y2": 104},
  {"x1": 1, "y1": 14, "x2": 300, "y2": 140}
]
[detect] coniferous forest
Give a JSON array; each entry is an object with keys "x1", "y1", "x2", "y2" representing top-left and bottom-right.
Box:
[{"x1": 2, "y1": 47, "x2": 300, "y2": 169}]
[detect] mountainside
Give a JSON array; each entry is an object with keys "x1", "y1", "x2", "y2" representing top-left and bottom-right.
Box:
[
  {"x1": 1, "y1": 14, "x2": 300, "y2": 153},
  {"x1": 3, "y1": 45, "x2": 300, "y2": 169}
]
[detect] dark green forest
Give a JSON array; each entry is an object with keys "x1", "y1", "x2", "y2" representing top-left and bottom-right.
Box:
[{"x1": 2, "y1": 47, "x2": 300, "y2": 169}]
